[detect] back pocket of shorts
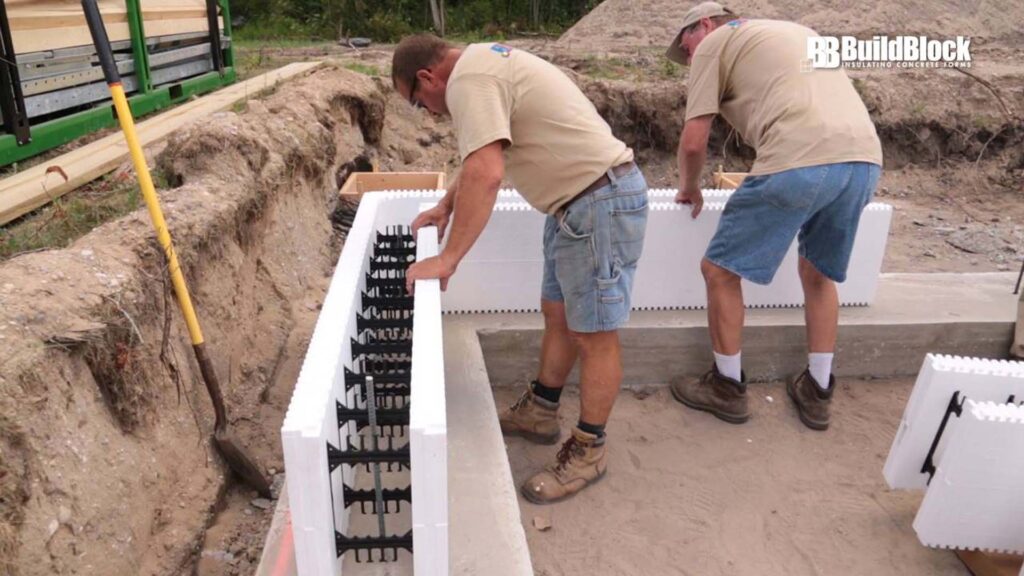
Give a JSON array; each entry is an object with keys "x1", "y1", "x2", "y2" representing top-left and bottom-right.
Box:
[{"x1": 756, "y1": 167, "x2": 827, "y2": 210}]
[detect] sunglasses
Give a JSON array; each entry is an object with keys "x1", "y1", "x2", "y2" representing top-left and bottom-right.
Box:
[{"x1": 407, "y1": 71, "x2": 425, "y2": 108}]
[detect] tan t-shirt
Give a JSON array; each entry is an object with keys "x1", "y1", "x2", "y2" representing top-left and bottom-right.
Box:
[
  {"x1": 686, "y1": 19, "x2": 883, "y2": 175},
  {"x1": 446, "y1": 43, "x2": 634, "y2": 214}
]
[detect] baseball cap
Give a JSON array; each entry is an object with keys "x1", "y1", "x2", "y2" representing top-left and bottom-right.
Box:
[{"x1": 665, "y1": 1, "x2": 735, "y2": 64}]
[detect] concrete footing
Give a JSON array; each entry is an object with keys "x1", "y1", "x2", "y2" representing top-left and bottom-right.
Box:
[{"x1": 259, "y1": 272, "x2": 1017, "y2": 575}]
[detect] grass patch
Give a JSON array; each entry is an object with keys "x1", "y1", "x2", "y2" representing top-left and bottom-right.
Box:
[
  {"x1": 0, "y1": 170, "x2": 162, "y2": 262},
  {"x1": 344, "y1": 62, "x2": 382, "y2": 76}
]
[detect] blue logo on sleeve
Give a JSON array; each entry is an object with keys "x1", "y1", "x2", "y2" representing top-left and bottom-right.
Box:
[{"x1": 490, "y1": 43, "x2": 513, "y2": 57}]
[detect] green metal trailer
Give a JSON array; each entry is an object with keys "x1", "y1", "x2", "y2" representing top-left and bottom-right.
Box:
[{"x1": 0, "y1": 0, "x2": 235, "y2": 167}]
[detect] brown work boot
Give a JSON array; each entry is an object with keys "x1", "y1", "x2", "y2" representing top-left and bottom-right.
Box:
[
  {"x1": 787, "y1": 368, "x2": 834, "y2": 431},
  {"x1": 670, "y1": 364, "x2": 750, "y2": 424},
  {"x1": 521, "y1": 427, "x2": 607, "y2": 504},
  {"x1": 498, "y1": 385, "x2": 561, "y2": 445}
]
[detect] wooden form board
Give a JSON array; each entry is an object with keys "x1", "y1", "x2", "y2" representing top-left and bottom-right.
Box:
[
  {"x1": 957, "y1": 550, "x2": 1024, "y2": 576},
  {"x1": 339, "y1": 172, "x2": 446, "y2": 198},
  {"x1": 8, "y1": 0, "x2": 220, "y2": 54},
  {"x1": 0, "y1": 61, "x2": 322, "y2": 226}
]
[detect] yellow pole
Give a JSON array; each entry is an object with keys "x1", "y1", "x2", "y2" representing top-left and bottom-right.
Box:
[{"x1": 109, "y1": 83, "x2": 205, "y2": 346}]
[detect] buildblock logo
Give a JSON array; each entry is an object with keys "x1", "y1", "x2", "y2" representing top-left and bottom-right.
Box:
[{"x1": 806, "y1": 36, "x2": 972, "y2": 70}]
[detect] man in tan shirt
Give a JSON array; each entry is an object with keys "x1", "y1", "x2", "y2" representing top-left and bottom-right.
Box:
[
  {"x1": 665, "y1": 2, "x2": 883, "y2": 430},
  {"x1": 392, "y1": 35, "x2": 649, "y2": 503}
]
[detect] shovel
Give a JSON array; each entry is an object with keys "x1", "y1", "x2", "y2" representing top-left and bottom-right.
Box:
[{"x1": 81, "y1": 0, "x2": 271, "y2": 497}]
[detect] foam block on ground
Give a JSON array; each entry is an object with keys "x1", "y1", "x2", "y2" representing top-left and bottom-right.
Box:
[
  {"x1": 884, "y1": 354, "x2": 1024, "y2": 490},
  {"x1": 914, "y1": 400, "x2": 1024, "y2": 553}
]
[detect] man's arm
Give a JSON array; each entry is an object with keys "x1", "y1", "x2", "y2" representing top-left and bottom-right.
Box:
[
  {"x1": 411, "y1": 169, "x2": 460, "y2": 241},
  {"x1": 405, "y1": 141, "x2": 504, "y2": 294},
  {"x1": 675, "y1": 114, "x2": 714, "y2": 218}
]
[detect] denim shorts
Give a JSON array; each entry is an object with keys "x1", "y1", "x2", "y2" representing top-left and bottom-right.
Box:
[
  {"x1": 705, "y1": 161, "x2": 881, "y2": 285},
  {"x1": 541, "y1": 165, "x2": 649, "y2": 333}
]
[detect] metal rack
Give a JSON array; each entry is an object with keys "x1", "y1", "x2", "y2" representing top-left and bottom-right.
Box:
[{"x1": 0, "y1": 0, "x2": 235, "y2": 166}]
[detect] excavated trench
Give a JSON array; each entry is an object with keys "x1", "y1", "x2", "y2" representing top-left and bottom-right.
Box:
[{"x1": 0, "y1": 64, "x2": 457, "y2": 576}]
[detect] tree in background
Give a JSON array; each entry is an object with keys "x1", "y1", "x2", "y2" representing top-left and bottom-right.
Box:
[{"x1": 231, "y1": 0, "x2": 601, "y2": 42}]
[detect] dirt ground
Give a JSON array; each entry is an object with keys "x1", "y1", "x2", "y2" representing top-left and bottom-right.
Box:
[{"x1": 495, "y1": 381, "x2": 971, "y2": 576}]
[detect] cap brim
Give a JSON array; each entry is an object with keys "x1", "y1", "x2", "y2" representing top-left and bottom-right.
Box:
[{"x1": 666, "y1": 29, "x2": 686, "y2": 64}]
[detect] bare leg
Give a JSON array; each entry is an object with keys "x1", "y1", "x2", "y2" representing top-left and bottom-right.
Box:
[
  {"x1": 537, "y1": 299, "x2": 578, "y2": 388},
  {"x1": 701, "y1": 258, "x2": 744, "y2": 355},
  {"x1": 572, "y1": 330, "x2": 623, "y2": 425},
  {"x1": 799, "y1": 257, "x2": 838, "y2": 353}
]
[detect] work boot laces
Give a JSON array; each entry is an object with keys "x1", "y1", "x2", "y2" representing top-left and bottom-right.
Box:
[
  {"x1": 554, "y1": 436, "x2": 586, "y2": 473},
  {"x1": 510, "y1": 390, "x2": 532, "y2": 413}
]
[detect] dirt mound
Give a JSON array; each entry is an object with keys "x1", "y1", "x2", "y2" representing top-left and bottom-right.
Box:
[
  {"x1": 556, "y1": 0, "x2": 1024, "y2": 55},
  {"x1": 0, "y1": 63, "x2": 456, "y2": 576}
]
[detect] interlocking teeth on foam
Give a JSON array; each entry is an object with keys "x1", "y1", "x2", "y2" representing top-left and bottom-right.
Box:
[
  {"x1": 884, "y1": 354, "x2": 1024, "y2": 491},
  {"x1": 913, "y1": 398, "x2": 1024, "y2": 554}
]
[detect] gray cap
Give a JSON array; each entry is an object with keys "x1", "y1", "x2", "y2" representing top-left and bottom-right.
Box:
[{"x1": 666, "y1": 1, "x2": 735, "y2": 64}]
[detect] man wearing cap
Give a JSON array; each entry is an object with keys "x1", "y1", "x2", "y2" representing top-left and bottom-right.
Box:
[
  {"x1": 665, "y1": 3, "x2": 883, "y2": 430},
  {"x1": 392, "y1": 35, "x2": 649, "y2": 503}
]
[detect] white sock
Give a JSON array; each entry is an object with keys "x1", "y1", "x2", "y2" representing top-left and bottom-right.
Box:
[
  {"x1": 808, "y1": 353, "x2": 834, "y2": 389},
  {"x1": 713, "y1": 351, "x2": 742, "y2": 382}
]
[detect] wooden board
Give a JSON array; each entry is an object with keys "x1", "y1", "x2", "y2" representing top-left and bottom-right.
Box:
[
  {"x1": 0, "y1": 61, "x2": 323, "y2": 226},
  {"x1": 339, "y1": 172, "x2": 446, "y2": 198},
  {"x1": 8, "y1": 0, "x2": 217, "y2": 54},
  {"x1": 957, "y1": 551, "x2": 1024, "y2": 576}
]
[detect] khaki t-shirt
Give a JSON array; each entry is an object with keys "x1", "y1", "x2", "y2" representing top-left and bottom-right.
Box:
[
  {"x1": 446, "y1": 43, "x2": 633, "y2": 214},
  {"x1": 686, "y1": 19, "x2": 883, "y2": 175}
]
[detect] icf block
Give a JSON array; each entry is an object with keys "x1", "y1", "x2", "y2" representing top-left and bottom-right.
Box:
[
  {"x1": 913, "y1": 400, "x2": 1024, "y2": 554},
  {"x1": 884, "y1": 354, "x2": 1024, "y2": 490},
  {"x1": 282, "y1": 194, "x2": 385, "y2": 576},
  {"x1": 410, "y1": 220, "x2": 450, "y2": 576},
  {"x1": 434, "y1": 196, "x2": 891, "y2": 313}
]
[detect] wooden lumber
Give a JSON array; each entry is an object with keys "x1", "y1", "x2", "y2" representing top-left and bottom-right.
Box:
[
  {"x1": 9, "y1": 0, "x2": 216, "y2": 54},
  {"x1": 0, "y1": 61, "x2": 323, "y2": 226},
  {"x1": 956, "y1": 550, "x2": 1024, "y2": 576},
  {"x1": 339, "y1": 172, "x2": 446, "y2": 198}
]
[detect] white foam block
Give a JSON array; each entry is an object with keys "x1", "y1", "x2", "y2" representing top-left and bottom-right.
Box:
[
  {"x1": 914, "y1": 400, "x2": 1024, "y2": 554},
  {"x1": 282, "y1": 194, "x2": 385, "y2": 576},
  {"x1": 410, "y1": 219, "x2": 450, "y2": 576},
  {"x1": 884, "y1": 354, "x2": 1024, "y2": 490},
  {"x1": 434, "y1": 195, "x2": 891, "y2": 312}
]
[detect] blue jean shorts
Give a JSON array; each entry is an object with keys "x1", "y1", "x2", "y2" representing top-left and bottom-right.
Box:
[
  {"x1": 542, "y1": 165, "x2": 649, "y2": 333},
  {"x1": 705, "y1": 161, "x2": 881, "y2": 285}
]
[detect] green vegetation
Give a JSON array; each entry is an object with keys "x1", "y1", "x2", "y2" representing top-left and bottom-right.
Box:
[
  {"x1": 344, "y1": 62, "x2": 383, "y2": 76},
  {"x1": 231, "y1": 0, "x2": 601, "y2": 43},
  {"x1": 0, "y1": 171, "x2": 171, "y2": 261}
]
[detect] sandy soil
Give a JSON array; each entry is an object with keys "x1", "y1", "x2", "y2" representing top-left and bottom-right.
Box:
[{"x1": 494, "y1": 381, "x2": 970, "y2": 576}]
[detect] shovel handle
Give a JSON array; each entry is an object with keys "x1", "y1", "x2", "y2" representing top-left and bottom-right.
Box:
[{"x1": 82, "y1": 0, "x2": 227, "y2": 430}]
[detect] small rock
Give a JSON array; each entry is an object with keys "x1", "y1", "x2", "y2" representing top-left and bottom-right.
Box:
[
  {"x1": 532, "y1": 516, "x2": 552, "y2": 532},
  {"x1": 923, "y1": 251, "x2": 937, "y2": 258},
  {"x1": 243, "y1": 509, "x2": 253, "y2": 516},
  {"x1": 746, "y1": 438, "x2": 753, "y2": 443},
  {"x1": 46, "y1": 519, "x2": 60, "y2": 540},
  {"x1": 912, "y1": 220, "x2": 926, "y2": 226},
  {"x1": 267, "y1": 468, "x2": 277, "y2": 476},
  {"x1": 80, "y1": 250, "x2": 94, "y2": 258},
  {"x1": 250, "y1": 498, "x2": 272, "y2": 510},
  {"x1": 765, "y1": 396, "x2": 774, "y2": 403},
  {"x1": 631, "y1": 386, "x2": 654, "y2": 400},
  {"x1": 58, "y1": 506, "x2": 72, "y2": 525}
]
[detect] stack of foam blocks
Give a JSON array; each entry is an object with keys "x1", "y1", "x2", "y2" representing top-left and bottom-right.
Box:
[
  {"x1": 885, "y1": 354, "x2": 1024, "y2": 556},
  {"x1": 281, "y1": 193, "x2": 447, "y2": 575}
]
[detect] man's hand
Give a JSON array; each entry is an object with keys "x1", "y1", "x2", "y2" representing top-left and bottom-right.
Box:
[
  {"x1": 675, "y1": 186, "x2": 704, "y2": 218},
  {"x1": 405, "y1": 254, "x2": 456, "y2": 295},
  {"x1": 411, "y1": 202, "x2": 453, "y2": 241}
]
